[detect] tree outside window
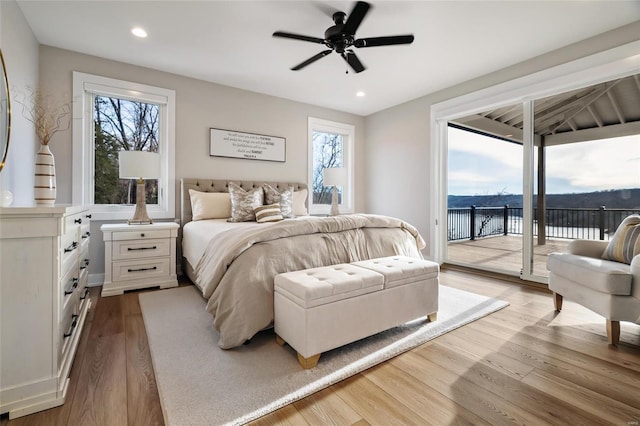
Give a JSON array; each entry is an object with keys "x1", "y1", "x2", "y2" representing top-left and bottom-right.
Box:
[
  {"x1": 94, "y1": 95, "x2": 159, "y2": 205},
  {"x1": 312, "y1": 131, "x2": 343, "y2": 205}
]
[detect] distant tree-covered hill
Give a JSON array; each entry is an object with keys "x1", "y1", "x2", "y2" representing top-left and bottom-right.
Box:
[{"x1": 448, "y1": 188, "x2": 640, "y2": 209}]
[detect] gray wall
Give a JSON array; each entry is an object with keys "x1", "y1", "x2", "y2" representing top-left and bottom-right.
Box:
[
  {"x1": 37, "y1": 46, "x2": 366, "y2": 280},
  {"x1": 363, "y1": 21, "x2": 640, "y2": 259},
  {"x1": 0, "y1": 0, "x2": 40, "y2": 205}
]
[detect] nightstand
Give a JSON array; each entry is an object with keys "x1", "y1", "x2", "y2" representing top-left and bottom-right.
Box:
[{"x1": 101, "y1": 222, "x2": 179, "y2": 296}]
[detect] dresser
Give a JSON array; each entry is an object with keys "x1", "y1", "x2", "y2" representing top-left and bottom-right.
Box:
[
  {"x1": 101, "y1": 222, "x2": 179, "y2": 296},
  {"x1": 0, "y1": 205, "x2": 91, "y2": 419}
]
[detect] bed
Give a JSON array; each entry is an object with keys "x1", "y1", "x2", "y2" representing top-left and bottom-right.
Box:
[{"x1": 181, "y1": 178, "x2": 426, "y2": 349}]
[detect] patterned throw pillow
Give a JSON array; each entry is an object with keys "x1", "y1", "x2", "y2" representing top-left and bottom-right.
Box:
[
  {"x1": 227, "y1": 182, "x2": 264, "y2": 222},
  {"x1": 263, "y1": 184, "x2": 294, "y2": 218},
  {"x1": 601, "y1": 214, "x2": 640, "y2": 264},
  {"x1": 254, "y1": 203, "x2": 284, "y2": 223}
]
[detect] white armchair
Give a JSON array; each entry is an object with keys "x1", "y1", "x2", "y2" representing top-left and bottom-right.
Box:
[{"x1": 547, "y1": 238, "x2": 640, "y2": 345}]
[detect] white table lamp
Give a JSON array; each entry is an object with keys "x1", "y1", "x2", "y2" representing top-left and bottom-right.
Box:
[
  {"x1": 322, "y1": 167, "x2": 347, "y2": 216},
  {"x1": 119, "y1": 150, "x2": 160, "y2": 224}
]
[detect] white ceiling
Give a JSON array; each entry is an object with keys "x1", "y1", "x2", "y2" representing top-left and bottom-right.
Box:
[{"x1": 17, "y1": 1, "x2": 640, "y2": 116}]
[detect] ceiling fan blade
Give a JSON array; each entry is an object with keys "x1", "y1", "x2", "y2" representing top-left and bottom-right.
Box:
[
  {"x1": 342, "y1": 1, "x2": 370, "y2": 35},
  {"x1": 273, "y1": 31, "x2": 325, "y2": 44},
  {"x1": 291, "y1": 50, "x2": 333, "y2": 70},
  {"x1": 341, "y1": 50, "x2": 365, "y2": 73},
  {"x1": 354, "y1": 35, "x2": 414, "y2": 48}
]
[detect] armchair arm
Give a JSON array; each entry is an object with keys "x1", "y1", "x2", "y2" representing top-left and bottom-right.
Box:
[
  {"x1": 631, "y1": 255, "x2": 640, "y2": 301},
  {"x1": 567, "y1": 239, "x2": 608, "y2": 258}
]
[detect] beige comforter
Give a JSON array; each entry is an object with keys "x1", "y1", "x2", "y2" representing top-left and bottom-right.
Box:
[{"x1": 194, "y1": 214, "x2": 426, "y2": 349}]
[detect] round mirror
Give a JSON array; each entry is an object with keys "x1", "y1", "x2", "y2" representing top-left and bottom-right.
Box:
[{"x1": 0, "y1": 48, "x2": 10, "y2": 172}]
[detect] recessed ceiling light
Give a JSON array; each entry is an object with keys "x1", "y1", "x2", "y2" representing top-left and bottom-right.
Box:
[
  {"x1": 131, "y1": 27, "x2": 148, "y2": 38},
  {"x1": 356, "y1": 91, "x2": 366, "y2": 97}
]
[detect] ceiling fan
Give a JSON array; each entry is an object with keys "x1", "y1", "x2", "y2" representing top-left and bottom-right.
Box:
[{"x1": 272, "y1": 1, "x2": 414, "y2": 73}]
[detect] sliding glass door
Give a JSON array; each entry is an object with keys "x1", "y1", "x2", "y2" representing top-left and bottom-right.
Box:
[
  {"x1": 446, "y1": 120, "x2": 524, "y2": 276},
  {"x1": 440, "y1": 71, "x2": 640, "y2": 283}
]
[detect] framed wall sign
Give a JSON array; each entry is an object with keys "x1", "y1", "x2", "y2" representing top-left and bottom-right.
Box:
[{"x1": 210, "y1": 128, "x2": 286, "y2": 162}]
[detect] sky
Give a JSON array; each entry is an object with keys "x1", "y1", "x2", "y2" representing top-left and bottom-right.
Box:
[{"x1": 447, "y1": 127, "x2": 640, "y2": 196}]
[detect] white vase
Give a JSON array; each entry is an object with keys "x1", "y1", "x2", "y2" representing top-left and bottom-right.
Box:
[{"x1": 34, "y1": 144, "x2": 56, "y2": 205}]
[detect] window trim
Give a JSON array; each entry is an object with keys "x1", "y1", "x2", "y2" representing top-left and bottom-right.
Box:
[
  {"x1": 72, "y1": 72, "x2": 175, "y2": 221},
  {"x1": 307, "y1": 117, "x2": 355, "y2": 215}
]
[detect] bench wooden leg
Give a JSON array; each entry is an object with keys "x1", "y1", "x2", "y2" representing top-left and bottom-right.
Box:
[
  {"x1": 275, "y1": 334, "x2": 286, "y2": 346},
  {"x1": 606, "y1": 320, "x2": 620, "y2": 346},
  {"x1": 427, "y1": 312, "x2": 437, "y2": 322},
  {"x1": 297, "y1": 353, "x2": 321, "y2": 369},
  {"x1": 553, "y1": 292, "x2": 563, "y2": 312}
]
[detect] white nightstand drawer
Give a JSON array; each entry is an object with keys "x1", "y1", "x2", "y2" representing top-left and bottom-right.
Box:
[
  {"x1": 112, "y1": 229, "x2": 171, "y2": 241},
  {"x1": 112, "y1": 258, "x2": 171, "y2": 282},
  {"x1": 112, "y1": 238, "x2": 171, "y2": 261}
]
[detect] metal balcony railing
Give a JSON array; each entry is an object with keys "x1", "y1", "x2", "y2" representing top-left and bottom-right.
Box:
[{"x1": 447, "y1": 206, "x2": 640, "y2": 242}]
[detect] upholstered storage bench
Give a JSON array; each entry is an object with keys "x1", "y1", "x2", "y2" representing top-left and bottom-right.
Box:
[{"x1": 274, "y1": 256, "x2": 439, "y2": 368}]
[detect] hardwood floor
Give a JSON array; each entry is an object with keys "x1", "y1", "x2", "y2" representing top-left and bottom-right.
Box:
[{"x1": 2, "y1": 269, "x2": 639, "y2": 425}]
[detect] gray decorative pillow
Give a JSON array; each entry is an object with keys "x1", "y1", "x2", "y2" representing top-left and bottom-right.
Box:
[
  {"x1": 227, "y1": 182, "x2": 264, "y2": 222},
  {"x1": 263, "y1": 184, "x2": 294, "y2": 218}
]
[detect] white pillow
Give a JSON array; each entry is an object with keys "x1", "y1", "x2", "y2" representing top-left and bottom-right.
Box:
[
  {"x1": 293, "y1": 189, "x2": 308, "y2": 216},
  {"x1": 189, "y1": 189, "x2": 231, "y2": 221}
]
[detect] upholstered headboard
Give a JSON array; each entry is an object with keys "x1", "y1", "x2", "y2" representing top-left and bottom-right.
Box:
[{"x1": 180, "y1": 178, "x2": 308, "y2": 226}]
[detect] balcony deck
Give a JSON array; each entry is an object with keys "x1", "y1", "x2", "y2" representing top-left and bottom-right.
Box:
[{"x1": 447, "y1": 235, "x2": 571, "y2": 277}]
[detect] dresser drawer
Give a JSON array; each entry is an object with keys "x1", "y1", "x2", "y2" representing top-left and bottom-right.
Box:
[
  {"x1": 59, "y1": 297, "x2": 80, "y2": 362},
  {"x1": 112, "y1": 258, "x2": 171, "y2": 282},
  {"x1": 61, "y1": 231, "x2": 80, "y2": 266},
  {"x1": 112, "y1": 229, "x2": 170, "y2": 241},
  {"x1": 80, "y1": 223, "x2": 91, "y2": 248},
  {"x1": 64, "y1": 210, "x2": 87, "y2": 231},
  {"x1": 61, "y1": 266, "x2": 79, "y2": 311},
  {"x1": 112, "y1": 238, "x2": 171, "y2": 261},
  {"x1": 61, "y1": 246, "x2": 78, "y2": 280}
]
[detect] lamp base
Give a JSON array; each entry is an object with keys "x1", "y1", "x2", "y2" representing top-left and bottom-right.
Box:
[
  {"x1": 129, "y1": 180, "x2": 153, "y2": 225},
  {"x1": 330, "y1": 185, "x2": 340, "y2": 216}
]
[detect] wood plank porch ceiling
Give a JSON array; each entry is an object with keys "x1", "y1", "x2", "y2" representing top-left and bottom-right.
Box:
[{"x1": 452, "y1": 74, "x2": 640, "y2": 146}]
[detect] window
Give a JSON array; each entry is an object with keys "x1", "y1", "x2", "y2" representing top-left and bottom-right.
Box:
[
  {"x1": 72, "y1": 72, "x2": 175, "y2": 220},
  {"x1": 307, "y1": 117, "x2": 354, "y2": 215}
]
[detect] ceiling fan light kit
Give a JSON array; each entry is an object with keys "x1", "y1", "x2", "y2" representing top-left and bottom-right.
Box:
[{"x1": 273, "y1": 1, "x2": 414, "y2": 74}]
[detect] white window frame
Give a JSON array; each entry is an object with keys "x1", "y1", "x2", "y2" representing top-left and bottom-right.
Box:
[
  {"x1": 72, "y1": 72, "x2": 175, "y2": 221},
  {"x1": 307, "y1": 117, "x2": 355, "y2": 215}
]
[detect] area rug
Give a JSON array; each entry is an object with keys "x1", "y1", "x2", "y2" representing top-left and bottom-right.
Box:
[{"x1": 139, "y1": 285, "x2": 508, "y2": 426}]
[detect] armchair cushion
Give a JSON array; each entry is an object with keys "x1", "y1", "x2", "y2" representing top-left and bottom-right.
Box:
[
  {"x1": 547, "y1": 252, "x2": 632, "y2": 295},
  {"x1": 602, "y1": 214, "x2": 640, "y2": 264}
]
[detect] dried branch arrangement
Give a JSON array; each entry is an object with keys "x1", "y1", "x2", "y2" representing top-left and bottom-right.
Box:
[{"x1": 15, "y1": 87, "x2": 71, "y2": 145}]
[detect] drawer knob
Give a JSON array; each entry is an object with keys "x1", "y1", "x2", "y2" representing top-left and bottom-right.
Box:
[
  {"x1": 64, "y1": 241, "x2": 79, "y2": 253},
  {"x1": 82, "y1": 231, "x2": 91, "y2": 239},
  {"x1": 63, "y1": 314, "x2": 79, "y2": 338},
  {"x1": 85, "y1": 214, "x2": 92, "y2": 219},
  {"x1": 64, "y1": 277, "x2": 80, "y2": 295},
  {"x1": 140, "y1": 233, "x2": 145, "y2": 237},
  {"x1": 80, "y1": 288, "x2": 90, "y2": 301}
]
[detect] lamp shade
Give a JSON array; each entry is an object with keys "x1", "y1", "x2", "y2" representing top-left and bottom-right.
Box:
[
  {"x1": 119, "y1": 151, "x2": 160, "y2": 179},
  {"x1": 322, "y1": 167, "x2": 347, "y2": 187}
]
